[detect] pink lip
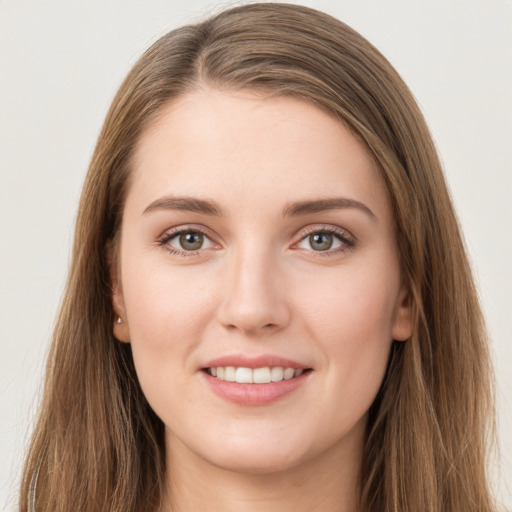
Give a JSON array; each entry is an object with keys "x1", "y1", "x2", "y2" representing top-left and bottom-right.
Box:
[
  {"x1": 201, "y1": 371, "x2": 310, "y2": 406},
  {"x1": 203, "y1": 354, "x2": 309, "y2": 370},
  {"x1": 200, "y1": 354, "x2": 312, "y2": 407}
]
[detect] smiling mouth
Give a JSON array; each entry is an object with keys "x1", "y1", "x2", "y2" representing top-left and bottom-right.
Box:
[{"x1": 204, "y1": 366, "x2": 311, "y2": 384}]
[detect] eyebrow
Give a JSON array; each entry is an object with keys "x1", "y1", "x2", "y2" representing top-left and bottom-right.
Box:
[
  {"x1": 142, "y1": 195, "x2": 376, "y2": 221},
  {"x1": 143, "y1": 196, "x2": 223, "y2": 216},
  {"x1": 282, "y1": 197, "x2": 376, "y2": 221}
]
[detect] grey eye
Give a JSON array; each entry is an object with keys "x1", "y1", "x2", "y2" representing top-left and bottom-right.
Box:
[
  {"x1": 179, "y1": 232, "x2": 204, "y2": 250},
  {"x1": 297, "y1": 231, "x2": 344, "y2": 252},
  {"x1": 168, "y1": 231, "x2": 213, "y2": 251},
  {"x1": 309, "y1": 233, "x2": 333, "y2": 251}
]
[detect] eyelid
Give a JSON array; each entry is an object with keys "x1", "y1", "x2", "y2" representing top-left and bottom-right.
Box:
[
  {"x1": 297, "y1": 224, "x2": 353, "y2": 239},
  {"x1": 156, "y1": 224, "x2": 220, "y2": 256},
  {"x1": 292, "y1": 224, "x2": 356, "y2": 255}
]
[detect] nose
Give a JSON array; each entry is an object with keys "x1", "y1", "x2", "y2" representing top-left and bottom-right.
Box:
[{"x1": 216, "y1": 246, "x2": 291, "y2": 336}]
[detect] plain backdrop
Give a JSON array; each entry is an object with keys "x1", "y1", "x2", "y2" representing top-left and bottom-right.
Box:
[{"x1": 1, "y1": 0, "x2": 511, "y2": 510}]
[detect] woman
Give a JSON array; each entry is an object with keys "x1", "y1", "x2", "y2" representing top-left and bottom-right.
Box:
[{"x1": 19, "y1": 3, "x2": 496, "y2": 511}]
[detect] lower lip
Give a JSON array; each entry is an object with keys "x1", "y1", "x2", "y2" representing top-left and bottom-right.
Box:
[{"x1": 202, "y1": 371, "x2": 311, "y2": 406}]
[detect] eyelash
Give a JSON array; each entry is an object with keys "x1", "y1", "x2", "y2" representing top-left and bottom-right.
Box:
[
  {"x1": 298, "y1": 225, "x2": 356, "y2": 257},
  {"x1": 156, "y1": 225, "x2": 356, "y2": 258}
]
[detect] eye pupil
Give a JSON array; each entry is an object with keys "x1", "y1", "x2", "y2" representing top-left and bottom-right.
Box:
[
  {"x1": 310, "y1": 233, "x2": 333, "y2": 251},
  {"x1": 179, "y1": 232, "x2": 203, "y2": 250}
]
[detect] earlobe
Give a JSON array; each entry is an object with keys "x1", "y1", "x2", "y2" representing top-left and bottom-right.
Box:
[
  {"x1": 392, "y1": 285, "x2": 414, "y2": 342},
  {"x1": 106, "y1": 241, "x2": 131, "y2": 343},
  {"x1": 113, "y1": 315, "x2": 131, "y2": 343}
]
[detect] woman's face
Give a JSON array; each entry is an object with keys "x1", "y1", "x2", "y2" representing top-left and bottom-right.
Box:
[{"x1": 112, "y1": 88, "x2": 412, "y2": 475}]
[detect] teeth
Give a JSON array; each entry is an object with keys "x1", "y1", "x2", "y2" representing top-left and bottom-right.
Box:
[
  {"x1": 283, "y1": 368, "x2": 295, "y2": 380},
  {"x1": 235, "y1": 367, "x2": 253, "y2": 383},
  {"x1": 253, "y1": 367, "x2": 271, "y2": 384},
  {"x1": 271, "y1": 367, "x2": 284, "y2": 382},
  {"x1": 208, "y1": 366, "x2": 306, "y2": 383},
  {"x1": 224, "y1": 366, "x2": 236, "y2": 382}
]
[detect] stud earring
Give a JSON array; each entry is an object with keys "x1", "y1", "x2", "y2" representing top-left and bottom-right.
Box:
[{"x1": 116, "y1": 317, "x2": 123, "y2": 324}]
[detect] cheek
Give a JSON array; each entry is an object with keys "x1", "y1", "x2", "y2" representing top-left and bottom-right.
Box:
[
  {"x1": 300, "y1": 264, "x2": 399, "y2": 346},
  {"x1": 123, "y1": 257, "x2": 214, "y2": 336},
  {"x1": 297, "y1": 267, "x2": 398, "y2": 404},
  {"x1": 120, "y1": 259, "x2": 218, "y2": 389},
  {"x1": 119, "y1": 260, "x2": 224, "y2": 428}
]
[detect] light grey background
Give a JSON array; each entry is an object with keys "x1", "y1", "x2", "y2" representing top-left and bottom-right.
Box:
[{"x1": 1, "y1": 1, "x2": 510, "y2": 510}]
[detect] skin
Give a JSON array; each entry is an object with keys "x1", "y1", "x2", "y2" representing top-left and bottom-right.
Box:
[{"x1": 111, "y1": 88, "x2": 413, "y2": 512}]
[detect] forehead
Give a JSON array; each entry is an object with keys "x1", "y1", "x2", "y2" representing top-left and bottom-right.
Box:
[{"x1": 127, "y1": 88, "x2": 390, "y2": 221}]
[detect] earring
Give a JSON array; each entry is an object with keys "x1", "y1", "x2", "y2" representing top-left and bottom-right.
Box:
[{"x1": 116, "y1": 317, "x2": 123, "y2": 324}]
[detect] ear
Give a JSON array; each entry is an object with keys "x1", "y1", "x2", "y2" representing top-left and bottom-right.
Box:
[
  {"x1": 106, "y1": 241, "x2": 131, "y2": 343},
  {"x1": 391, "y1": 283, "x2": 413, "y2": 342}
]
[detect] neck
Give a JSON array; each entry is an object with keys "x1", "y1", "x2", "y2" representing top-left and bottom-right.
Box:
[{"x1": 161, "y1": 427, "x2": 363, "y2": 512}]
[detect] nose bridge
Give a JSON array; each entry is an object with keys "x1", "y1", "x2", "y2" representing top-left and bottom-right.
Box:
[{"x1": 217, "y1": 238, "x2": 290, "y2": 334}]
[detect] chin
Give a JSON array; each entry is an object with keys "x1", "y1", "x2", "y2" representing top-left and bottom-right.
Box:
[
  {"x1": 167, "y1": 424, "x2": 315, "y2": 476},
  {"x1": 209, "y1": 424, "x2": 337, "y2": 476},
  {"x1": 204, "y1": 445, "x2": 309, "y2": 475}
]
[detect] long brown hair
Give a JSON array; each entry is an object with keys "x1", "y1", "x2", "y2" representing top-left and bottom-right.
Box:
[{"x1": 19, "y1": 3, "x2": 496, "y2": 511}]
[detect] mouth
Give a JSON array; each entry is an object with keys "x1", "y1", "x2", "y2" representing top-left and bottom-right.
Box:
[
  {"x1": 204, "y1": 366, "x2": 310, "y2": 383},
  {"x1": 201, "y1": 355, "x2": 313, "y2": 405}
]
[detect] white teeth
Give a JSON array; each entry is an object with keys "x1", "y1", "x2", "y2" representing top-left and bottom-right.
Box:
[
  {"x1": 235, "y1": 367, "x2": 253, "y2": 383},
  {"x1": 283, "y1": 368, "x2": 295, "y2": 380},
  {"x1": 271, "y1": 367, "x2": 284, "y2": 382},
  {"x1": 253, "y1": 367, "x2": 271, "y2": 384},
  {"x1": 224, "y1": 366, "x2": 236, "y2": 382},
  {"x1": 209, "y1": 366, "x2": 306, "y2": 383}
]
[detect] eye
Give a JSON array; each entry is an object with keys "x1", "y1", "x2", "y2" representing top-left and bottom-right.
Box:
[
  {"x1": 296, "y1": 227, "x2": 354, "y2": 254},
  {"x1": 159, "y1": 228, "x2": 214, "y2": 254}
]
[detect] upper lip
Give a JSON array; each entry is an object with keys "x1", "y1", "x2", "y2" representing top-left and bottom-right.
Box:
[{"x1": 202, "y1": 354, "x2": 310, "y2": 370}]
